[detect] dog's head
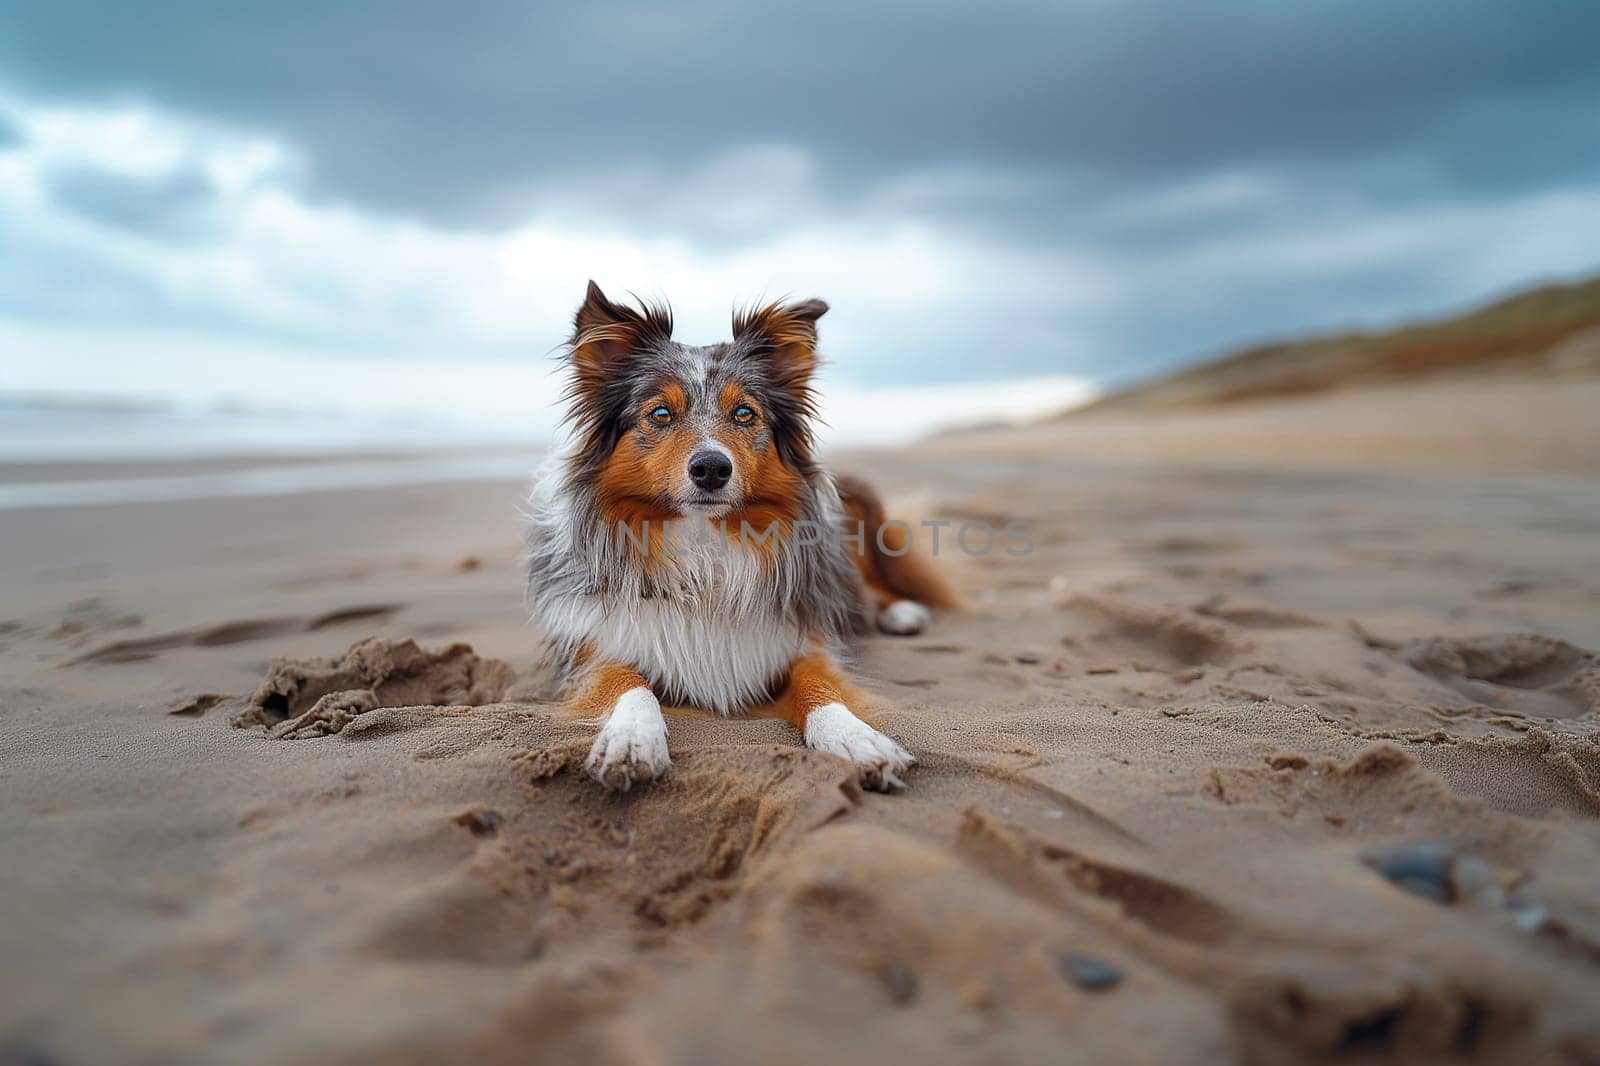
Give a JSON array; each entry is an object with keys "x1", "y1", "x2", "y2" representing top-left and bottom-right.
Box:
[{"x1": 562, "y1": 281, "x2": 826, "y2": 526}]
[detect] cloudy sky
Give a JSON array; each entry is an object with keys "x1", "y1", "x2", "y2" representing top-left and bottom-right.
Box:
[{"x1": 2, "y1": 1, "x2": 1598, "y2": 441}]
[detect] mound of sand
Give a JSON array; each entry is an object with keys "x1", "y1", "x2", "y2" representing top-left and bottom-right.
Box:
[{"x1": 235, "y1": 637, "x2": 515, "y2": 738}]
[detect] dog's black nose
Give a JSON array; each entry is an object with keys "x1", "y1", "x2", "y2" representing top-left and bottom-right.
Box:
[{"x1": 688, "y1": 450, "x2": 733, "y2": 492}]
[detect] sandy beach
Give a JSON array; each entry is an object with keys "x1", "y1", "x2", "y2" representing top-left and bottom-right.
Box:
[{"x1": 3, "y1": 379, "x2": 1599, "y2": 1064}]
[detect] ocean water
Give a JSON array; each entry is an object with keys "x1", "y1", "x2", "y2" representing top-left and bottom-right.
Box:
[
  {"x1": 0, "y1": 399, "x2": 548, "y2": 508},
  {"x1": 0, "y1": 450, "x2": 545, "y2": 510},
  {"x1": 0, "y1": 399, "x2": 547, "y2": 461}
]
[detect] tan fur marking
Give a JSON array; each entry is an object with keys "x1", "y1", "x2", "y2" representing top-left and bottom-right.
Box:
[
  {"x1": 657, "y1": 381, "x2": 687, "y2": 414},
  {"x1": 569, "y1": 659, "x2": 651, "y2": 718},
  {"x1": 595, "y1": 424, "x2": 699, "y2": 560},
  {"x1": 717, "y1": 391, "x2": 804, "y2": 552},
  {"x1": 723, "y1": 456, "x2": 804, "y2": 549},
  {"x1": 769, "y1": 651, "x2": 863, "y2": 731}
]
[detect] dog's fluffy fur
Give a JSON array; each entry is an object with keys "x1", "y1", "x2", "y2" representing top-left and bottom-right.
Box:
[{"x1": 524, "y1": 282, "x2": 955, "y2": 790}]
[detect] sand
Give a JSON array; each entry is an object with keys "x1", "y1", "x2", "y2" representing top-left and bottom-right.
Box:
[
  {"x1": 939, "y1": 377, "x2": 1600, "y2": 475},
  {"x1": 3, "y1": 381, "x2": 1600, "y2": 1064}
]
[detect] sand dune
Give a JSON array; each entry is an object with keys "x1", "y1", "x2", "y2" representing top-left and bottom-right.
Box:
[
  {"x1": 1069, "y1": 273, "x2": 1600, "y2": 413},
  {"x1": 3, "y1": 397, "x2": 1600, "y2": 1063},
  {"x1": 939, "y1": 377, "x2": 1600, "y2": 475}
]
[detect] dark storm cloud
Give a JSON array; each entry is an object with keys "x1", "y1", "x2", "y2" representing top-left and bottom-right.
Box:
[{"x1": 0, "y1": 0, "x2": 1595, "y2": 234}]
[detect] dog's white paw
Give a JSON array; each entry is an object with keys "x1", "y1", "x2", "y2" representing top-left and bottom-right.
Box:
[
  {"x1": 804, "y1": 703, "x2": 915, "y2": 791},
  {"x1": 586, "y1": 687, "x2": 670, "y2": 791},
  {"x1": 877, "y1": 599, "x2": 931, "y2": 636}
]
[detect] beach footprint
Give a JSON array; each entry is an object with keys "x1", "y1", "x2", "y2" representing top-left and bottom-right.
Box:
[
  {"x1": 1057, "y1": 595, "x2": 1247, "y2": 670},
  {"x1": 66, "y1": 605, "x2": 404, "y2": 665},
  {"x1": 1401, "y1": 634, "x2": 1599, "y2": 720}
]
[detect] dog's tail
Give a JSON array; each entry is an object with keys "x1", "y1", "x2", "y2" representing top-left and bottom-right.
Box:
[{"x1": 835, "y1": 474, "x2": 960, "y2": 630}]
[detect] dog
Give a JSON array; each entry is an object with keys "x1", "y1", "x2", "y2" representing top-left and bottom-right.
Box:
[{"x1": 524, "y1": 282, "x2": 956, "y2": 791}]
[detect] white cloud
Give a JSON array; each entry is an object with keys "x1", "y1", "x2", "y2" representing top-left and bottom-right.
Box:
[{"x1": 0, "y1": 93, "x2": 1095, "y2": 370}]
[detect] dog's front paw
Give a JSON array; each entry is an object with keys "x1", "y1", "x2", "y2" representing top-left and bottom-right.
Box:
[
  {"x1": 586, "y1": 687, "x2": 670, "y2": 791},
  {"x1": 877, "y1": 599, "x2": 931, "y2": 636},
  {"x1": 804, "y1": 703, "x2": 915, "y2": 791}
]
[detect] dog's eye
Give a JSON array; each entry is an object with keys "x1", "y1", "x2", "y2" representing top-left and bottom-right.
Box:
[
  {"x1": 731, "y1": 404, "x2": 756, "y2": 425},
  {"x1": 648, "y1": 405, "x2": 673, "y2": 426}
]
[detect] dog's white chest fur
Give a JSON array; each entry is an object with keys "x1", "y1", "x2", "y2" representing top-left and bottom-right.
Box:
[
  {"x1": 595, "y1": 598, "x2": 803, "y2": 714},
  {"x1": 547, "y1": 520, "x2": 808, "y2": 714}
]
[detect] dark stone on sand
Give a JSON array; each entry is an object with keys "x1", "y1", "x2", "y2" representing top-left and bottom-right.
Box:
[
  {"x1": 1361, "y1": 840, "x2": 1455, "y2": 903},
  {"x1": 883, "y1": 964, "x2": 917, "y2": 1004},
  {"x1": 1060, "y1": 953, "x2": 1123, "y2": 990},
  {"x1": 453, "y1": 808, "x2": 501, "y2": 837}
]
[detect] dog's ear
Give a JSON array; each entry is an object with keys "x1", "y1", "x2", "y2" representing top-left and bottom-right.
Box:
[
  {"x1": 733, "y1": 298, "x2": 829, "y2": 386},
  {"x1": 567, "y1": 280, "x2": 673, "y2": 388}
]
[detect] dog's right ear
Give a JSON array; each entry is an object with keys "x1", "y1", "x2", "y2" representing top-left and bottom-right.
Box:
[
  {"x1": 567, "y1": 281, "x2": 673, "y2": 389},
  {"x1": 732, "y1": 297, "x2": 828, "y2": 389}
]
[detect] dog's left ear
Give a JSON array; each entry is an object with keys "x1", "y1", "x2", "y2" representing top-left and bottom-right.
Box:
[
  {"x1": 568, "y1": 280, "x2": 673, "y2": 391},
  {"x1": 733, "y1": 298, "x2": 829, "y2": 386}
]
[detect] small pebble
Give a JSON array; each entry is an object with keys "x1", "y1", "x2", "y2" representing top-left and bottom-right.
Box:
[
  {"x1": 1363, "y1": 840, "x2": 1530, "y2": 913},
  {"x1": 451, "y1": 808, "x2": 501, "y2": 838},
  {"x1": 1015, "y1": 649, "x2": 1042, "y2": 664},
  {"x1": 883, "y1": 964, "x2": 917, "y2": 1005},
  {"x1": 606, "y1": 820, "x2": 634, "y2": 848},
  {"x1": 1060, "y1": 952, "x2": 1123, "y2": 990},
  {"x1": 1362, "y1": 840, "x2": 1454, "y2": 902},
  {"x1": 1508, "y1": 899, "x2": 1548, "y2": 932}
]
